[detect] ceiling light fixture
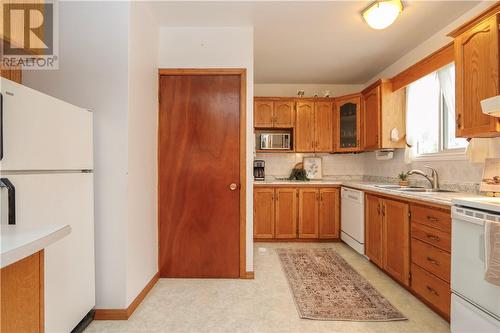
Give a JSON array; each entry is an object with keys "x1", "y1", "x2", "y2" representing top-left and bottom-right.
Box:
[{"x1": 362, "y1": 0, "x2": 403, "y2": 30}]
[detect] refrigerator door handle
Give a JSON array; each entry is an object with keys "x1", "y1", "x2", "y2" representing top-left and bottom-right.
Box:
[{"x1": 0, "y1": 178, "x2": 16, "y2": 225}]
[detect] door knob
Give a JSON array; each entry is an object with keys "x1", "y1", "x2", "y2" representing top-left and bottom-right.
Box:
[{"x1": 229, "y1": 183, "x2": 238, "y2": 191}]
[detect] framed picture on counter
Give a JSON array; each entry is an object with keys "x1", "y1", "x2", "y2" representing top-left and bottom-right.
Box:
[{"x1": 480, "y1": 158, "x2": 500, "y2": 193}]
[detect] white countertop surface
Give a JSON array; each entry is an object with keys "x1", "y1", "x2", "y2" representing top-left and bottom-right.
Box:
[
  {"x1": 254, "y1": 178, "x2": 484, "y2": 206},
  {"x1": 1, "y1": 224, "x2": 71, "y2": 269}
]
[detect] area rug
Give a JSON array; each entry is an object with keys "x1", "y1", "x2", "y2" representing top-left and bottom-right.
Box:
[{"x1": 276, "y1": 248, "x2": 407, "y2": 322}]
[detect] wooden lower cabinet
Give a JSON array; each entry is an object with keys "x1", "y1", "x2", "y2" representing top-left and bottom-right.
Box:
[
  {"x1": 365, "y1": 194, "x2": 383, "y2": 267},
  {"x1": 319, "y1": 188, "x2": 340, "y2": 239},
  {"x1": 254, "y1": 186, "x2": 339, "y2": 240},
  {"x1": 410, "y1": 203, "x2": 452, "y2": 319},
  {"x1": 298, "y1": 188, "x2": 319, "y2": 238},
  {"x1": 364, "y1": 194, "x2": 410, "y2": 286},
  {"x1": 275, "y1": 188, "x2": 297, "y2": 238},
  {"x1": 1, "y1": 251, "x2": 44, "y2": 333},
  {"x1": 383, "y1": 199, "x2": 410, "y2": 286},
  {"x1": 253, "y1": 188, "x2": 275, "y2": 238},
  {"x1": 365, "y1": 194, "x2": 452, "y2": 320}
]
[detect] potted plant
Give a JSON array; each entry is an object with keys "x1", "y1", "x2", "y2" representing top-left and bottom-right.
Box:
[{"x1": 398, "y1": 172, "x2": 409, "y2": 187}]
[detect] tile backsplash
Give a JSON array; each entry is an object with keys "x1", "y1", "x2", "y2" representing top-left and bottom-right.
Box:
[
  {"x1": 255, "y1": 153, "x2": 366, "y2": 178},
  {"x1": 256, "y1": 149, "x2": 485, "y2": 193}
]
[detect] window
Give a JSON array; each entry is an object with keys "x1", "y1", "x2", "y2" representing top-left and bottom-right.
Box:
[{"x1": 405, "y1": 64, "x2": 468, "y2": 160}]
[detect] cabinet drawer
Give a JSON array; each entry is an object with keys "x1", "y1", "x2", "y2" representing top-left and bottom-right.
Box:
[
  {"x1": 411, "y1": 223, "x2": 450, "y2": 252},
  {"x1": 411, "y1": 204, "x2": 451, "y2": 232},
  {"x1": 411, "y1": 238, "x2": 450, "y2": 282},
  {"x1": 411, "y1": 263, "x2": 450, "y2": 317}
]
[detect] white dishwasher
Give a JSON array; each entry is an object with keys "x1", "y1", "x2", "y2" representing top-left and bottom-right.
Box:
[{"x1": 341, "y1": 187, "x2": 365, "y2": 255}]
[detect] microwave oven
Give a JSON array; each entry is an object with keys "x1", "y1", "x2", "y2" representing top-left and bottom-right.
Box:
[{"x1": 260, "y1": 133, "x2": 291, "y2": 150}]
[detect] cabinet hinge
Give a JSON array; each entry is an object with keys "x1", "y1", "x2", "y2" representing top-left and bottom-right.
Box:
[{"x1": 408, "y1": 272, "x2": 412, "y2": 283}]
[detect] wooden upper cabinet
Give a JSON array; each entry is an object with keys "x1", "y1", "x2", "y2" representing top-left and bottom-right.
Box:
[
  {"x1": 335, "y1": 94, "x2": 362, "y2": 152},
  {"x1": 274, "y1": 101, "x2": 295, "y2": 128},
  {"x1": 319, "y1": 188, "x2": 339, "y2": 239},
  {"x1": 254, "y1": 99, "x2": 274, "y2": 128},
  {"x1": 365, "y1": 194, "x2": 383, "y2": 267},
  {"x1": 253, "y1": 188, "x2": 275, "y2": 238},
  {"x1": 314, "y1": 101, "x2": 334, "y2": 152},
  {"x1": 363, "y1": 85, "x2": 381, "y2": 151},
  {"x1": 450, "y1": 8, "x2": 500, "y2": 137},
  {"x1": 254, "y1": 98, "x2": 295, "y2": 128},
  {"x1": 383, "y1": 198, "x2": 410, "y2": 286},
  {"x1": 0, "y1": 67, "x2": 22, "y2": 84},
  {"x1": 275, "y1": 188, "x2": 297, "y2": 238},
  {"x1": 298, "y1": 188, "x2": 319, "y2": 238},
  {"x1": 362, "y1": 80, "x2": 406, "y2": 151},
  {"x1": 295, "y1": 101, "x2": 315, "y2": 152}
]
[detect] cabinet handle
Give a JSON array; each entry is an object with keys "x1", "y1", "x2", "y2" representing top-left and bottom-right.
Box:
[
  {"x1": 426, "y1": 234, "x2": 440, "y2": 241},
  {"x1": 377, "y1": 203, "x2": 381, "y2": 216},
  {"x1": 320, "y1": 193, "x2": 323, "y2": 201},
  {"x1": 426, "y1": 286, "x2": 439, "y2": 296},
  {"x1": 382, "y1": 204, "x2": 386, "y2": 217},
  {"x1": 316, "y1": 193, "x2": 320, "y2": 201},
  {"x1": 426, "y1": 256, "x2": 439, "y2": 265}
]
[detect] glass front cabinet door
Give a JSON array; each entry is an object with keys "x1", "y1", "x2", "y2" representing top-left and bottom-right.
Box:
[{"x1": 335, "y1": 94, "x2": 362, "y2": 152}]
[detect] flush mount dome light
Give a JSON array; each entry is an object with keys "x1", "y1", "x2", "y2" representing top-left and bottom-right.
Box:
[{"x1": 362, "y1": 0, "x2": 403, "y2": 30}]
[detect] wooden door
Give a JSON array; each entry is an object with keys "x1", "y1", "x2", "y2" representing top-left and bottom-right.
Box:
[
  {"x1": 365, "y1": 194, "x2": 383, "y2": 267},
  {"x1": 295, "y1": 101, "x2": 315, "y2": 152},
  {"x1": 314, "y1": 102, "x2": 334, "y2": 152},
  {"x1": 253, "y1": 188, "x2": 275, "y2": 239},
  {"x1": 362, "y1": 85, "x2": 380, "y2": 150},
  {"x1": 275, "y1": 188, "x2": 297, "y2": 238},
  {"x1": 1, "y1": 251, "x2": 43, "y2": 333},
  {"x1": 455, "y1": 15, "x2": 500, "y2": 137},
  {"x1": 318, "y1": 188, "x2": 339, "y2": 239},
  {"x1": 274, "y1": 101, "x2": 295, "y2": 128},
  {"x1": 159, "y1": 74, "x2": 241, "y2": 278},
  {"x1": 254, "y1": 99, "x2": 274, "y2": 128},
  {"x1": 298, "y1": 188, "x2": 319, "y2": 238},
  {"x1": 383, "y1": 199, "x2": 410, "y2": 286}
]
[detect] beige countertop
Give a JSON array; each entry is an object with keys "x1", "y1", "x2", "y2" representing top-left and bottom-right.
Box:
[
  {"x1": 253, "y1": 178, "x2": 484, "y2": 207},
  {"x1": 1, "y1": 224, "x2": 71, "y2": 269}
]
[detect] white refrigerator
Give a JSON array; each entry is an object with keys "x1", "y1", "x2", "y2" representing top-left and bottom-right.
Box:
[{"x1": 0, "y1": 78, "x2": 95, "y2": 333}]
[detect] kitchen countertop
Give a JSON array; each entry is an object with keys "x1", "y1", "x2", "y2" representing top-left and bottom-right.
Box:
[
  {"x1": 254, "y1": 178, "x2": 484, "y2": 207},
  {"x1": 1, "y1": 224, "x2": 71, "y2": 269}
]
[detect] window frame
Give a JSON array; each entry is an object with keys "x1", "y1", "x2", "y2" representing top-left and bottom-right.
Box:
[{"x1": 409, "y1": 69, "x2": 468, "y2": 162}]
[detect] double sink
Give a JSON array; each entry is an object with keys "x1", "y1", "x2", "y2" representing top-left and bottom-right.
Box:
[{"x1": 373, "y1": 184, "x2": 455, "y2": 193}]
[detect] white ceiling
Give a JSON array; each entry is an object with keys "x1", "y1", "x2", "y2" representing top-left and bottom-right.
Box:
[{"x1": 149, "y1": 1, "x2": 480, "y2": 84}]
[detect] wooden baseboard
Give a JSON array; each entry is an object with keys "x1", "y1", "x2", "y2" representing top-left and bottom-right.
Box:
[
  {"x1": 243, "y1": 271, "x2": 255, "y2": 279},
  {"x1": 94, "y1": 272, "x2": 159, "y2": 320}
]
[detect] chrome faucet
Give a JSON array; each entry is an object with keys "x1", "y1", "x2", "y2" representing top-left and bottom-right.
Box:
[{"x1": 406, "y1": 166, "x2": 440, "y2": 191}]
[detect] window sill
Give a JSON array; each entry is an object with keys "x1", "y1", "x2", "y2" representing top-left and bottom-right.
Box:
[{"x1": 412, "y1": 149, "x2": 467, "y2": 162}]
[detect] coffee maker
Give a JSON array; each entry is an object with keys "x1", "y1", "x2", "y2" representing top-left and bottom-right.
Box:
[{"x1": 253, "y1": 160, "x2": 265, "y2": 181}]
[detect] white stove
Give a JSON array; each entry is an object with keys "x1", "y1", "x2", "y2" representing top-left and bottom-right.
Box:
[{"x1": 451, "y1": 196, "x2": 500, "y2": 333}]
